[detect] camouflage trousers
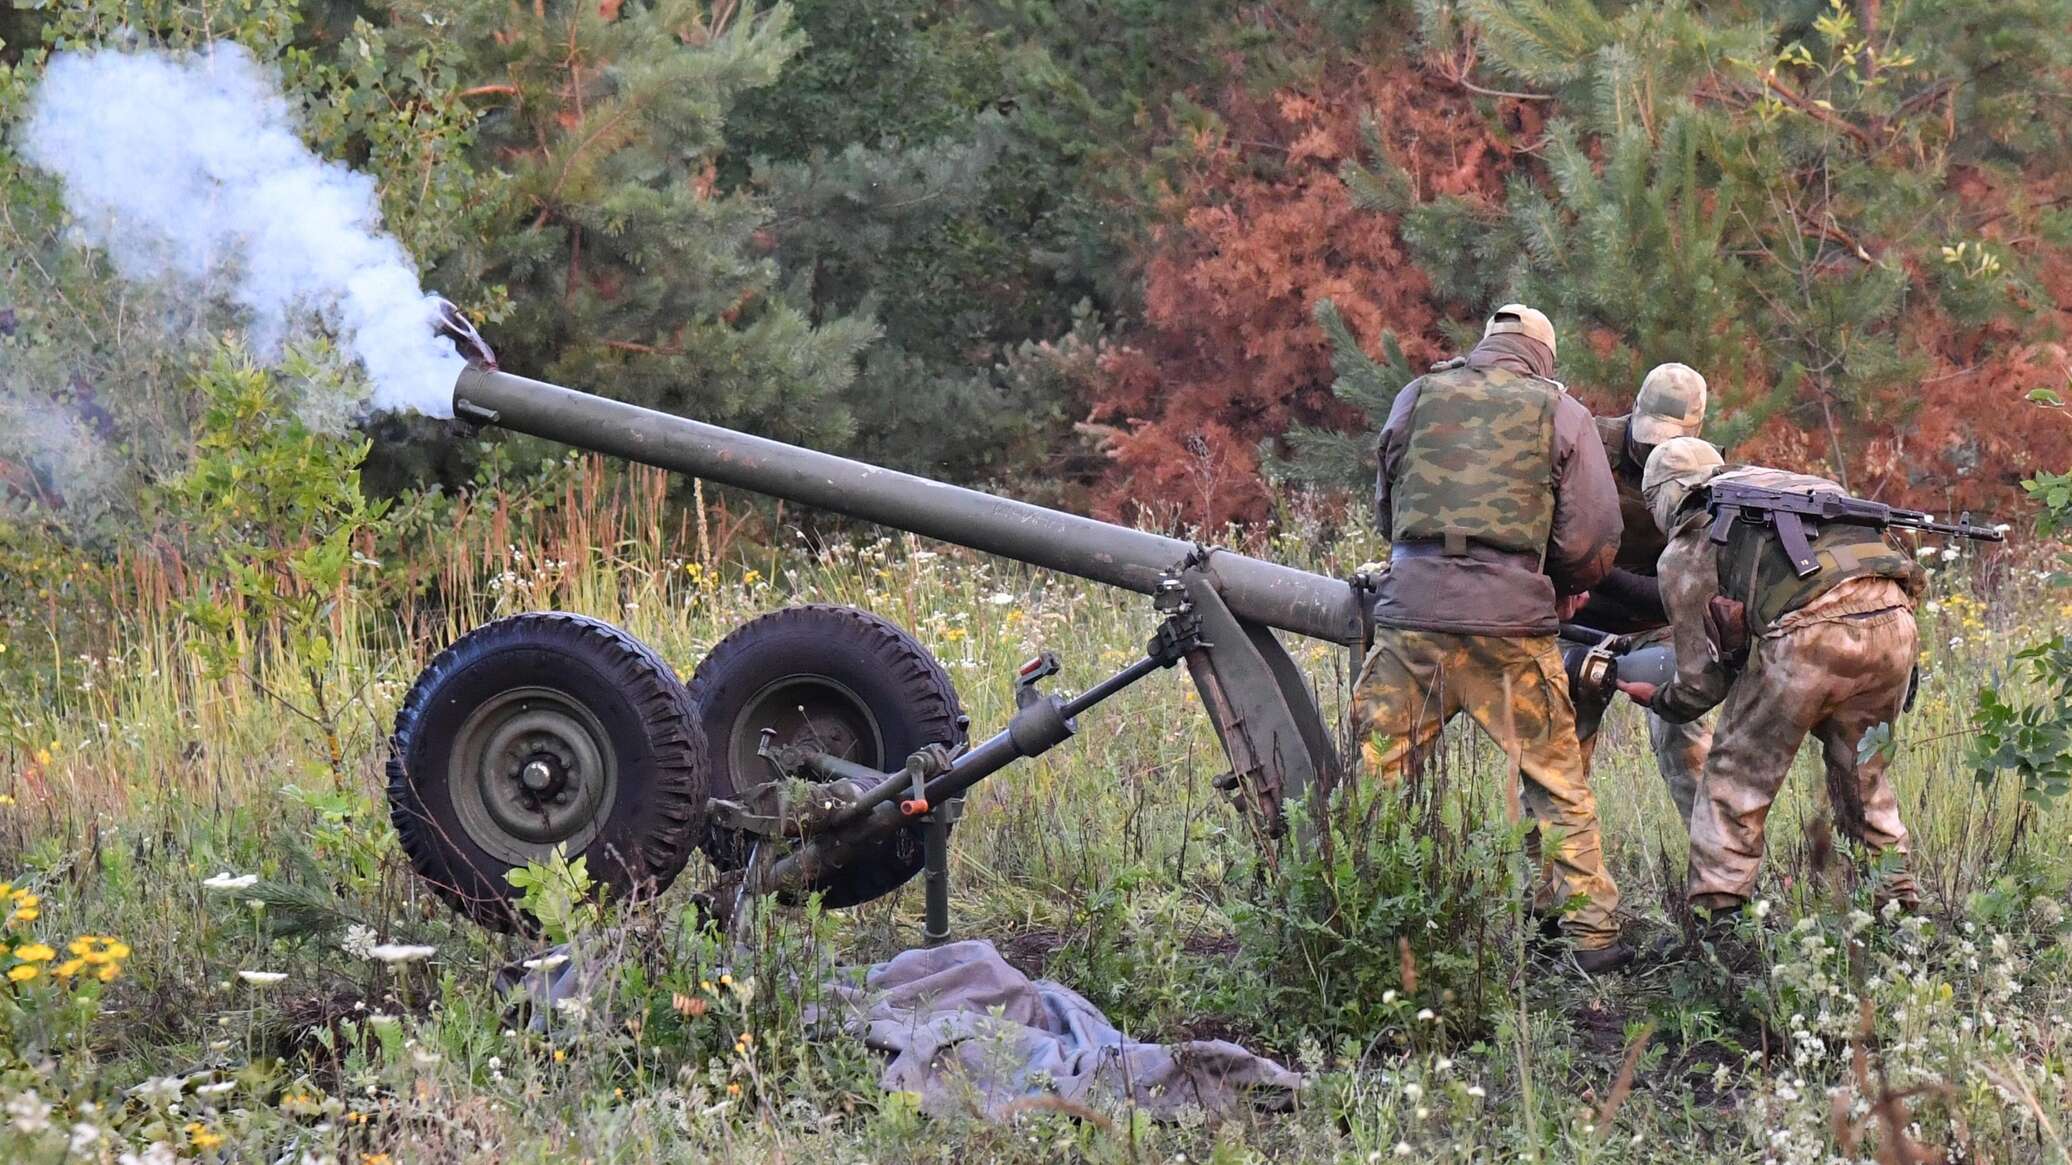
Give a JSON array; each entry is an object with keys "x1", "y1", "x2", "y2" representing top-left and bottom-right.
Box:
[
  {"x1": 1688, "y1": 606, "x2": 1919, "y2": 907},
  {"x1": 1351, "y1": 629, "x2": 1621, "y2": 950},
  {"x1": 1575, "y1": 627, "x2": 1714, "y2": 825}
]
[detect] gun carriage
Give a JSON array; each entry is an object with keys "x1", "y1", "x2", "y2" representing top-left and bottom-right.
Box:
[{"x1": 388, "y1": 313, "x2": 2000, "y2": 937}]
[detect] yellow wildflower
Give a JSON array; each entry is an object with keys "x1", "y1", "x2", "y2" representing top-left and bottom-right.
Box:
[
  {"x1": 69, "y1": 936, "x2": 128, "y2": 964},
  {"x1": 186, "y1": 1122, "x2": 225, "y2": 1150},
  {"x1": 726, "y1": 1082, "x2": 743, "y2": 1097},
  {"x1": 97, "y1": 963, "x2": 120, "y2": 983},
  {"x1": 54, "y1": 958, "x2": 85, "y2": 979},
  {"x1": 15, "y1": 942, "x2": 55, "y2": 962},
  {"x1": 8, "y1": 964, "x2": 39, "y2": 982}
]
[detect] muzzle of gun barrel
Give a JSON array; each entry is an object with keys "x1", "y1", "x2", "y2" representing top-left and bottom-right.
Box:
[{"x1": 431, "y1": 296, "x2": 498, "y2": 370}]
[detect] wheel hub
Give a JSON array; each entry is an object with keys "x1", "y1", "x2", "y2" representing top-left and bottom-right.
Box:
[
  {"x1": 730, "y1": 675, "x2": 883, "y2": 784},
  {"x1": 518, "y1": 756, "x2": 564, "y2": 797},
  {"x1": 449, "y1": 687, "x2": 619, "y2": 866}
]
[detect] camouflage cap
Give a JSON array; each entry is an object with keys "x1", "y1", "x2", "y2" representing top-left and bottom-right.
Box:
[
  {"x1": 1483, "y1": 304, "x2": 1556, "y2": 358},
  {"x1": 1630, "y1": 363, "x2": 1707, "y2": 446},
  {"x1": 1642, "y1": 436, "x2": 1725, "y2": 533}
]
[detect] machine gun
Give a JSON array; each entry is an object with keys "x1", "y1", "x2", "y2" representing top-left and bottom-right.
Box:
[{"x1": 1706, "y1": 481, "x2": 2004, "y2": 579}]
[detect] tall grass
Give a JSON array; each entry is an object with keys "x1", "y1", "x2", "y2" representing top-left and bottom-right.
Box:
[{"x1": 1, "y1": 458, "x2": 2068, "y2": 1162}]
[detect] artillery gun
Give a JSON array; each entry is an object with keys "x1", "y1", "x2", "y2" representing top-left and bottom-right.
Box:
[{"x1": 386, "y1": 316, "x2": 1669, "y2": 938}]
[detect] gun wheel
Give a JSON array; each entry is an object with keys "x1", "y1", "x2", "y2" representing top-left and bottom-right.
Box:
[
  {"x1": 688, "y1": 604, "x2": 966, "y2": 908},
  {"x1": 387, "y1": 613, "x2": 707, "y2": 932}
]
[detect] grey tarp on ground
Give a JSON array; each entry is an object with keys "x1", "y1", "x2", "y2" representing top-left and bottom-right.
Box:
[
  {"x1": 498, "y1": 937, "x2": 1300, "y2": 1122},
  {"x1": 826, "y1": 939, "x2": 1301, "y2": 1121}
]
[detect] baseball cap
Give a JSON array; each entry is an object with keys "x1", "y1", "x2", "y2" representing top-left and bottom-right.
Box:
[
  {"x1": 1482, "y1": 304, "x2": 1556, "y2": 357},
  {"x1": 1642, "y1": 437, "x2": 1726, "y2": 533},
  {"x1": 1631, "y1": 363, "x2": 1708, "y2": 446}
]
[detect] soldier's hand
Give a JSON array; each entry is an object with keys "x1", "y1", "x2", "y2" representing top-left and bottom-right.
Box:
[
  {"x1": 1557, "y1": 591, "x2": 1590, "y2": 620},
  {"x1": 1616, "y1": 679, "x2": 1658, "y2": 705}
]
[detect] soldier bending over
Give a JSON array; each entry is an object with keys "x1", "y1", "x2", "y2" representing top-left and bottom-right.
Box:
[{"x1": 1617, "y1": 438, "x2": 1926, "y2": 915}]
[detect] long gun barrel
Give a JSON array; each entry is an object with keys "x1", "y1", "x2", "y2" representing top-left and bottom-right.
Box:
[{"x1": 453, "y1": 368, "x2": 1367, "y2": 645}]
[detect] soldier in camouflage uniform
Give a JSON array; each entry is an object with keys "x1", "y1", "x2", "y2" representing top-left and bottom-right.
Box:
[
  {"x1": 1617, "y1": 439, "x2": 1925, "y2": 913},
  {"x1": 1571, "y1": 364, "x2": 1715, "y2": 824},
  {"x1": 1355, "y1": 304, "x2": 1631, "y2": 972}
]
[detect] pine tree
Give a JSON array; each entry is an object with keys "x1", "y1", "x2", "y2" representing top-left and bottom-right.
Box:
[
  {"x1": 1271, "y1": 299, "x2": 1419, "y2": 492},
  {"x1": 726, "y1": 0, "x2": 1093, "y2": 480},
  {"x1": 389, "y1": 0, "x2": 877, "y2": 450},
  {"x1": 1292, "y1": 0, "x2": 2072, "y2": 509}
]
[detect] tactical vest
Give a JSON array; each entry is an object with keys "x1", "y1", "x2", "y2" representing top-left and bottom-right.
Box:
[
  {"x1": 1706, "y1": 467, "x2": 1922, "y2": 631},
  {"x1": 1392, "y1": 365, "x2": 1559, "y2": 558}
]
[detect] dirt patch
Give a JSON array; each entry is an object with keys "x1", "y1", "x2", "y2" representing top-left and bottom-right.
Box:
[{"x1": 995, "y1": 927, "x2": 1068, "y2": 978}]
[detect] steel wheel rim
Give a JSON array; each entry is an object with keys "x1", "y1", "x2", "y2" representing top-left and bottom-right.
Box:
[
  {"x1": 729, "y1": 674, "x2": 885, "y2": 781},
  {"x1": 448, "y1": 686, "x2": 618, "y2": 866}
]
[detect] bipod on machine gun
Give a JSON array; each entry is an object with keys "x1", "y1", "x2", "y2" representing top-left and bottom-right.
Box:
[{"x1": 391, "y1": 309, "x2": 1367, "y2": 940}]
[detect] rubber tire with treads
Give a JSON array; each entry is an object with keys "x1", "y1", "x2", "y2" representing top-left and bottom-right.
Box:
[
  {"x1": 687, "y1": 604, "x2": 966, "y2": 908},
  {"x1": 387, "y1": 612, "x2": 707, "y2": 932}
]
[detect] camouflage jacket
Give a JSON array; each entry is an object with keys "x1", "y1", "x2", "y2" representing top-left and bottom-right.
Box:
[
  {"x1": 1371, "y1": 350, "x2": 1621, "y2": 637},
  {"x1": 1649, "y1": 515, "x2": 1915, "y2": 724}
]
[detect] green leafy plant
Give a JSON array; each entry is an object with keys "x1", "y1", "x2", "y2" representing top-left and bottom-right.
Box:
[
  {"x1": 1969, "y1": 640, "x2": 2072, "y2": 805},
  {"x1": 1221, "y1": 769, "x2": 1527, "y2": 1049},
  {"x1": 505, "y1": 848, "x2": 603, "y2": 946},
  {"x1": 159, "y1": 346, "x2": 388, "y2": 787},
  {"x1": 1968, "y1": 393, "x2": 2072, "y2": 807}
]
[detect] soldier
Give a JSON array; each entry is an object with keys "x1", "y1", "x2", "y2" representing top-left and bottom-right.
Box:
[
  {"x1": 1615, "y1": 438, "x2": 1925, "y2": 915},
  {"x1": 1355, "y1": 304, "x2": 1631, "y2": 972},
  {"x1": 1571, "y1": 364, "x2": 1715, "y2": 824}
]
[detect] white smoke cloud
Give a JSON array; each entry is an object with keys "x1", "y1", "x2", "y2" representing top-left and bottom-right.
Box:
[{"x1": 18, "y1": 43, "x2": 462, "y2": 418}]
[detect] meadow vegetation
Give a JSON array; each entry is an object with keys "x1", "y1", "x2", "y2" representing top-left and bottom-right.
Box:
[
  {"x1": 3, "y1": 390, "x2": 2072, "y2": 1160},
  {"x1": 3, "y1": 0, "x2": 2071, "y2": 1161}
]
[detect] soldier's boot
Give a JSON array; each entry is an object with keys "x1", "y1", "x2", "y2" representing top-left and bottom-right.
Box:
[
  {"x1": 1572, "y1": 941, "x2": 1637, "y2": 976},
  {"x1": 1689, "y1": 893, "x2": 1762, "y2": 972}
]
